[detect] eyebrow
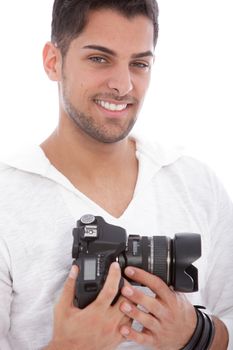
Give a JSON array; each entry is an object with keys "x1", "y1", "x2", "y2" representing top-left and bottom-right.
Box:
[{"x1": 82, "y1": 45, "x2": 154, "y2": 59}]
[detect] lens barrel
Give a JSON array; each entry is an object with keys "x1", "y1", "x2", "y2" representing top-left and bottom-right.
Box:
[
  {"x1": 152, "y1": 236, "x2": 171, "y2": 285},
  {"x1": 125, "y1": 233, "x2": 201, "y2": 293}
]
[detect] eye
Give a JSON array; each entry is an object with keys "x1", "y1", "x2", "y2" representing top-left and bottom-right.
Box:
[
  {"x1": 131, "y1": 61, "x2": 150, "y2": 70},
  {"x1": 88, "y1": 56, "x2": 107, "y2": 64}
]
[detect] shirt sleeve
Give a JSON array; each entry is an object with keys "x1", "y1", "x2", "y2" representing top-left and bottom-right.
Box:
[
  {"x1": 0, "y1": 236, "x2": 13, "y2": 349},
  {"x1": 202, "y1": 172, "x2": 233, "y2": 349}
]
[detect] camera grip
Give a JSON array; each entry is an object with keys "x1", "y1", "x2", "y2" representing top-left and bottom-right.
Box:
[{"x1": 73, "y1": 258, "x2": 124, "y2": 309}]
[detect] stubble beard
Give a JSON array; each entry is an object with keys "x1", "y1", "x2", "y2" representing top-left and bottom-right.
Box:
[{"x1": 61, "y1": 81, "x2": 138, "y2": 144}]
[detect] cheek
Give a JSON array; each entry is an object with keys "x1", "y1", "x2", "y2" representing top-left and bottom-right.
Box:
[
  {"x1": 68, "y1": 72, "x2": 100, "y2": 98},
  {"x1": 135, "y1": 75, "x2": 151, "y2": 100},
  {"x1": 68, "y1": 83, "x2": 95, "y2": 112},
  {"x1": 65, "y1": 75, "x2": 85, "y2": 100}
]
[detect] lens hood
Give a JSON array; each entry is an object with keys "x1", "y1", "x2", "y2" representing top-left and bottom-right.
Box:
[{"x1": 172, "y1": 233, "x2": 201, "y2": 292}]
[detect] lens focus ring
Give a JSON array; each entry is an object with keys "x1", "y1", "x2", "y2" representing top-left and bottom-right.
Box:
[{"x1": 153, "y1": 236, "x2": 170, "y2": 285}]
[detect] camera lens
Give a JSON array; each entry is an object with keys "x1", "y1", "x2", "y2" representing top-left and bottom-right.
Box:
[
  {"x1": 125, "y1": 235, "x2": 171, "y2": 285},
  {"x1": 125, "y1": 233, "x2": 200, "y2": 292}
]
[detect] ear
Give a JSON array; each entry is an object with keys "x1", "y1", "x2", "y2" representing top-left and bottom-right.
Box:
[{"x1": 43, "y1": 42, "x2": 62, "y2": 81}]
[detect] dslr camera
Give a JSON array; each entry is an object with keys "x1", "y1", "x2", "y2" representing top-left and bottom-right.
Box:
[{"x1": 72, "y1": 214, "x2": 201, "y2": 309}]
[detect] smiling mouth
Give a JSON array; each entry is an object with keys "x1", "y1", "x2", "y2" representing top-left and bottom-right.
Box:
[{"x1": 94, "y1": 99, "x2": 129, "y2": 112}]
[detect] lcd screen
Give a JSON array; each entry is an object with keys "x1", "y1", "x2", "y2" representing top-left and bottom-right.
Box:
[{"x1": 84, "y1": 258, "x2": 96, "y2": 281}]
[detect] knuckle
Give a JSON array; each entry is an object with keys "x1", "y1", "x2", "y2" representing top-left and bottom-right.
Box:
[
  {"x1": 65, "y1": 278, "x2": 74, "y2": 290},
  {"x1": 103, "y1": 322, "x2": 115, "y2": 334},
  {"x1": 154, "y1": 277, "x2": 164, "y2": 289},
  {"x1": 94, "y1": 295, "x2": 105, "y2": 308},
  {"x1": 163, "y1": 308, "x2": 173, "y2": 323},
  {"x1": 95, "y1": 286, "x2": 117, "y2": 306},
  {"x1": 134, "y1": 289, "x2": 144, "y2": 303},
  {"x1": 105, "y1": 286, "x2": 117, "y2": 298},
  {"x1": 150, "y1": 316, "x2": 158, "y2": 329},
  {"x1": 136, "y1": 332, "x2": 145, "y2": 345},
  {"x1": 131, "y1": 306, "x2": 139, "y2": 318},
  {"x1": 61, "y1": 281, "x2": 73, "y2": 298}
]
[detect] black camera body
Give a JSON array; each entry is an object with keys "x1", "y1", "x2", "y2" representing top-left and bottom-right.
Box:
[{"x1": 72, "y1": 214, "x2": 201, "y2": 309}]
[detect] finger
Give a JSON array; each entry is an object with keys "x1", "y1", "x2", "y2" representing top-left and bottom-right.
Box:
[
  {"x1": 113, "y1": 278, "x2": 132, "y2": 306},
  {"x1": 120, "y1": 301, "x2": 160, "y2": 332},
  {"x1": 95, "y1": 262, "x2": 121, "y2": 308},
  {"x1": 59, "y1": 265, "x2": 79, "y2": 309},
  {"x1": 124, "y1": 267, "x2": 174, "y2": 302},
  {"x1": 120, "y1": 325, "x2": 154, "y2": 347},
  {"x1": 122, "y1": 278, "x2": 131, "y2": 288},
  {"x1": 118, "y1": 313, "x2": 133, "y2": 329},
  {"x1": 121, "y1": 285, "x2": 164, "y2": 318}
]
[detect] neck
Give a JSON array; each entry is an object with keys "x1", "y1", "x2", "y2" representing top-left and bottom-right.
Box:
[
  {"x1": 40, "y1": 117, "x2": 137, "y2": 181},
  {"x1": 41, "y1": 115, "x2": 138, "y2": 217}
]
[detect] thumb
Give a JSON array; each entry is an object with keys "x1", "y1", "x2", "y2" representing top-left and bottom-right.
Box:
[{"x1": 59, "y1": 265, "x2": 79, "y2": 309}]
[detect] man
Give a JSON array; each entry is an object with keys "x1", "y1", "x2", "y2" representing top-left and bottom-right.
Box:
[{"x1": 0, "y1": 0, "x2": 232, "y2": 349}]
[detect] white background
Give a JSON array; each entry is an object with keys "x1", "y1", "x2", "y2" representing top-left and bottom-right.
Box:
[{"x1": 0, "y1": 1, "x2": 233, "y2": 197}]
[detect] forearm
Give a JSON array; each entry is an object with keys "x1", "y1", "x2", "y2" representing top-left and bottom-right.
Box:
[
  {"x1": 210, "y1": 316, "x2": 229, "y2": 350},
  {"x1": 43, "y1": 341, "x2": 78, "y2": 350}
]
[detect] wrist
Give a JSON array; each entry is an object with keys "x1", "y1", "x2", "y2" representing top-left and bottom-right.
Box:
[
  {"x1": 209, "y1": 316, "x2": 229, "y2": 350},
  {"x1": 180, "y1": 306, "x2": 215, "y2": 350}
]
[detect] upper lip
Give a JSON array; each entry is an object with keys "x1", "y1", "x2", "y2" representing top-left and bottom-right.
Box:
[
  {"x1": 94, "y1": 98, "x2": 133, "y2": 105},
  {"x1": 93, "y1": 93, "x2": 137, "y2": 105}
]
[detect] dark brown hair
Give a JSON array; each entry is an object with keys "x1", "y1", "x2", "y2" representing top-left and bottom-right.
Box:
[{"x1": 51, "y1": 0, "x2": 159, "y2": 56}]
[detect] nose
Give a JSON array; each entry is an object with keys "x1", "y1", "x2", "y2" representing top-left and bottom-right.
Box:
[{"x1": 107, "y1": 64, "x2": 133, "y2": 96}]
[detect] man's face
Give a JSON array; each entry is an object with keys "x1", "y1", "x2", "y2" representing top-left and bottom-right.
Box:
[{"x1": 59, "y1": 9, "x2": 154, "y2": 143}]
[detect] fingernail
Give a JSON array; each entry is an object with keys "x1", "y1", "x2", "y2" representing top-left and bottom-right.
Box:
[
  {"x1": 121, "y1": 326, "x2": 130, "y2": 336},
  {"x1": 122, "y1": 286, "x2": 133, "y2": 296},
  {"x1": 112, "y1": 262, "x2": 120, "y2": 270},
  {"x1": 122, "y1": 303, "x2": 132, "y2": 313},
  {"x1": 125, "y1": 267, "x2": 135, "y2": 276},
  {"x1": 69, "y1": 265, "x2": 78, "y2": 279}
]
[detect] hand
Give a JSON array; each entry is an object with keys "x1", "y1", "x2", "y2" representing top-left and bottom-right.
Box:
[
  {"x1": 46, "y1": 262, "x2": 130, "y2": 350},
  {"x1": 119, "y1": 267, "x2": 197, "y2": 350}
]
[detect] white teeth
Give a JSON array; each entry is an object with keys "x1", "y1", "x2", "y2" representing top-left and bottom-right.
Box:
[{"x1": 95, "y1": 100, "x2": 127, "y2": 111}]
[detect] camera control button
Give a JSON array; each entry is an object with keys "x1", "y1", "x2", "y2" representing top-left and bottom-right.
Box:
[
  {"x1": 81, "y1": 214, "x2": 96, "y2": 225},
  {"x1": 85, "y1": 283, "x2": 98, "y2": 292}
]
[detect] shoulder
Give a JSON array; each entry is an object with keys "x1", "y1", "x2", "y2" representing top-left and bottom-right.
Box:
[
  {"x1": 0, "y1": 160, "x2": 39, "y2": 193},
  {"x1": 0, "y1": 161, "x2": 22, "y2": 189},
  {"x1": 0, "y1": 146, "x2": 50, "y2": 184},
  {"x1": 134, "y1": 135, "x2": 226, "y2": 200},
  {"x1": 167, "y1": 154, "x2": 226, "y2": 200},
  {"x1": 135, "y1": 135, "x2": 214, "y2": 179},
  {"x1": 167, "y1": 154, "x2": 217, "y2": 184},
  {"x1": 0, "y1": 147, "x2": 53, "y2": 216}
]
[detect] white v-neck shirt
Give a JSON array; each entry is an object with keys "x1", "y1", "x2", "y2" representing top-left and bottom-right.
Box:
[{"x1": 0, "y1": 137, "x2": 233, "y2": 350}]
